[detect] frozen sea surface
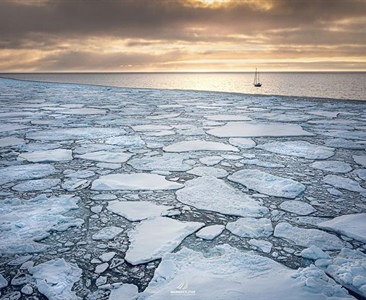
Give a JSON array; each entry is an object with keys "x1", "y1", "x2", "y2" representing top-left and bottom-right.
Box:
[{"x1": 0, "y1": 78, "x2": 365, "y2": 299}]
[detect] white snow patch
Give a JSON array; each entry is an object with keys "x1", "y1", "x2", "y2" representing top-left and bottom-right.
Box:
[
  {"x1": 274, "y1": 222, "x2": 344, "y2": 250},
  {"x1": 226, "y1": 218, "x2": 273, "y2": 238},
  {"x1": 318, "y1": 213, "x2": 366, "y2": 243},
  {"x1": 228, "y1": 169, "x2": 305, "y2": 199},
  {"x1": 107, "y1": 201, "x2": 174, "y2": 221},
  {"x1": 176, "y1": 176, "x2": 267, "y2": 217},
  {"x1": 207, "y1": 122, "x2": 313, "y2": 137},
  {"x1": 125, "y1": 217, "x2": 204, "y2": 265},
  {"x1": 195, "y1": 225, "x2": 225, "y2": 240},
  {"x1": 30, "y1": 258, "x2": 82, "y2": 300},
  {"x1": 280, "y1": 200, "x2": 316, "y2": 216},
  {"x1": 163, "y1": 140, "x2": 238, "y2": 152},
  {"x1": 92, "y1": 173, "x2": 183, "y2": 191},
  {"x1": 258, "y1": 141, "x2": 334, "y2": 159},
  {"x1": 18, "y1": 149, "x2": 73, "y2": 162}
]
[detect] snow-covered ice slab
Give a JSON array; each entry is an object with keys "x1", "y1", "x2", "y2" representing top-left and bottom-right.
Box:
[
  {"x1": 353, "y1": 155, "x2": 366, "y2": 167},
  {"x1": 91, "y1": 173, "x2": 183, "y2": 191},
  {"x1": 26, "y1": 127, "x2": 126, "y2": 141},
  {"x1": 92, "y1": 226, "x2": 124, "y2": 241},
  {"x1": 12, "y1": 178, "x2": 60, "y2": 192},
  {"x1": 18, "y1": 149, "x2": 73, "y2": 162},
  {"x1": 0, "y1": 194, "x2": 83, "y2": 254},
  {"x1": 140, "y1": 244, "x2": 352, "y2": 300},
  {"x1": 226, "y1": 217, "x2": 273, "y2": 238},
  {"x1": 196, "y1": 225, "x2": 225, "y2": 240},
  {"x1": 77, "y1": 151, "x2": 132, "y2": 163},
  {"x1": 205, "y1": 114, "x2": 251, "y2": 121},
  {"x1": 279, "y1": 200, "x2": 316, "y2": 216},
  {"x1": 0, "y1": 164, "x2": 57, "y2": 184},
  {"x1": 108, "y1": 283, "x2": 139, "y2": 300},
  {"x1": 207, "y1": 122, "x2": 313, "y2": 137},
  {"x1": 132, "y1": 125, "x2": 172, "y2": 131},
  {"x1": 0, "y1": 137, "x2": 24, "y2": 147},
  {"x1": 0, "y1": 124, "x2": 28, "y2": 133},
  {"x1": 30, "y1": 258, "x2": 82, "y2": 300},
  {"x1": 59, "y1": 107, "x2": 106, "y2": 115},
  {"x1": 104, "y1": 135, "x2": 145, "y2": 148},
  {"x1": 128, "y1": 153, "x2": 191, "y2": 172},
  {"x1": 258, "y1": 141, "x2": 334, "y2": 159},
  {"x1": 229, "y1": 137, "x2": 256, "y2": 149},
  {"x1": 324, "y1": 175, "x2": 366, "y2": 193},
  {"x1": 274, "y1": 222, "x2": 344, "y2": 250},
  {"x1": 176, "y1": 176, "x2": 268, "y2": 217},
  {"x1": 199, "y1": 155, "x2": 223, "y2": 166},
  {"x1": 187, "y1": 166, "x2": 228, "y2": 178},
  {"x1": 318, "y1": 213, "x2": 366, "y2": 243},
  {"x1": 311, "y1": 161, "x2": 352, "y2": 173},
  {"x1": 163, "y1": 140, "x2": 238, "y2": 152},
  {"x1": 125, "y1": 217, "x2": 204, "y2": 265},
  {"x1": 228, "y1": 170, "x2": 305, "y2": 199},
  {"x1": 324, "y1": 248, "x2": 366, "y2": 298},
  {"x1": 248, "y1": 239, "x2": 273, "y2": 253},
  {"x1": 107, "y1": 201, "x2": 174, "y2": 221}
]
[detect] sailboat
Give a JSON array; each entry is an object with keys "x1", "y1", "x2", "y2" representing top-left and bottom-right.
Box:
[{"x1": 253, "y1": 68, "x2": 262, "y2": 87}]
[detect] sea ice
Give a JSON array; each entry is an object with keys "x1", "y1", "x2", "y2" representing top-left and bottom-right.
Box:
[
  {"x1": 324, "y1": 138, "x2": 365, "y2": 150},
  {"x1": 195, "y1": 225, "x2": 225, "y2": 240},
  {"x1": 140, "y1": 244, "x2": 352, "y2": 299},
  {"x1": 199, "y1": 155, "x2": 223, "y2": 166},
  {"x1": 163, "y1": 140, "x2": 238, "y2": 152},
  {"x1": 228, "y1": 169, "x2": 306, "y2": 199},
  {"x1": 248, "y1": 239, "x2": 272, "y2": 253},
  {"x1": 240, "y1": 159, "x2": 284, "y2": 168},
  {"x1": 207, "y1": 122, "x2": 313, "y2": 137},
  {"x1": 0, "y1": 274, "x2": 8, "y2": 289},
  {"x1": 228, "y1": 137, "x2": 256, "y2": 149},
  {"x1": 132, "y1": 125, "x2": 172, "y2": 131},
  {"x1": 18, "y1": 149, "x2": 73, "y2": 162},
  {"x1": 187, "y1": 166, "x2": 228, "y2": 178},
  {"x1": 324, "y1": 248, "x2": 366, "y2": 298},
  {"x1": 353, "y1": 155, "x2": 366, "y2": 167},
  {"x1": 205, "y1": 114, "x2": 251, "y2": 121},
  {"x1": 176, "y1": 176, "x2": 268, "y2": 217},
  {"x1": 60, "y1": 107, "x2": 106, "y2": 114},
  {"x1": 128, "y1": 153, "x2": 191, "y2": 171},
  {"x1": 77, "y1": 151, "x2": 133, "y2": 163},
  {"x1": 355, "y1": 169, "x2": 366, "y2": 180},
  {"x1": 30, "y1": 258, "x2": 82, "y2": 300},
  {"x1": 274, "y1": 222, "x2": 344, "y2": 250},
  {"x1": 107, "y1": 201, "x2": 174, "y2": 221},
  {"x1": 12, "y1": 178, "x2": 60, "y2": 192},
  {"x1": 311, "y1": 161, "x2": 352, "y2": 173},
  {"x1": 91, "y1": 173, "x2": 183, "y2": 190},
  {"x1": 26, "y1": 127, "x2": 126, "y2": 141},
  {"x1": 0, "y1": 164, "x2": 57, "y2": 185},
  {"x1": 0, "y1": 124, "x2": 28, "y2": 133},
  {"x1": 108, "y1": 283, "x2": 139, "y2": 300},
  {"x1": 125, "y1": 217, "x2": 204, "y2": 265},
  {"x1": 0, "y1": 136, "x2": 24, "y2": 147},
  {"x1": 104, "y1": 135, "x2": 145, "y2": 148},
  {"x1": 323, "y1": 175, "x2": 366, "y2": 193},
  {"x1": 300, "y1": 245, "x2": 330, "y2": 260},
  {"x1": 279, "y1": 200, "x2": 316, "y2": 215},
  {"x1": 258, "y1": 141, "x2": 334, "y2": 159},
  {"x1": 0, "y1": 194, "x2": 83, "y2": 254},
  {"x1": 226, "y1": 217, "x2": 273, "y2": 238},
  {"x1": 92, "y1": 226, "x2": 124, "y2": 241},
  {"x1": 318, "y1": 213, "x2": 366, "y2": 243}
]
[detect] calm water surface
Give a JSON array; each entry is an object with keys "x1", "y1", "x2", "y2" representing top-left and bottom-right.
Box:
[{"x1": 2, "y1": 72, "x2": 366, "y2": 101}]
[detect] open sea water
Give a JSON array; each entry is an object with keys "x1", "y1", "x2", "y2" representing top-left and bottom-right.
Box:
[{"x1": 1, "y1": 72, "x2": 365, "y2": 101}]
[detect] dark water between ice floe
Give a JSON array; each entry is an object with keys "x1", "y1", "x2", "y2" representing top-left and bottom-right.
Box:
[{"x1": 1, "y1": 72, "x2": 366, "y2": 101}]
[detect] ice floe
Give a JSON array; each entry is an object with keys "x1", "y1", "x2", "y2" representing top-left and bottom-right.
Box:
[
  {"x1": 30, "y1": 258, "x2": 82, "y2": 300},
  {"x1": 205, "y1": 114, "x2": 251, "y2": 121},
  {"x1": 125, "y1": 217, "x2": 204, "y2": 265},
  {"x1": 104, "y1": 135, "x2": 145, "y2": 148},
  {"x1": 77, "y1": 150, "x2": 133, "y2": 163},
  {"x1": 279, "y1": 200, "x2": 316, "y2": 215},
  {"x1": 107, "y1": 201, "x2": 174, "y2": 221},
  {"x1": 207, "y1": 122, "x2": 313, "y2": 137},
  {"x1": 258, "y1": 141, "x2": 334, "y2": 159},
  {"x1": 0, "y1": 164, "x2": 57, "y2": 185},
  {"x1": 228, "y1": 137, "x2": 256, "y2": 149},
  {"x1": 91, "y1": 173, "x2": 183, "y2": 190},
  {"x1": 92, "y1": 226, "x2": 124, "y2": 241},
  {"x1": 0, "y1": 195, "x2": 82, "y2": 254},
  {"x1": 140, "y1": 244, "x2": 352, "y2": 299},
  {"x1": 195, "y1": 225, "x2": 225, "y2": 240},
  {"x1": 248, "y1": 239, "x2": 273, "y2": 253},
  {"x1": 18, "y1": 149, "x2": 73, "y2": 162},
  {"x1": 12, "y1": 178, "x2": 60, "y2": 192},
  {"x1": 300, "y1": 245, "x2": 330, "y2": 260},
  {"x1": 108, "y1": 283, "x2": 139, "y2": 300},
  {"x1": 318, "y1": 213, "x2": 366, "y2": 243},
  {"x1": 187, "y1": 166, "x2": 228, "y2": 178},
  {"x1": 163, "y1": 140, "x2": 238, "y2": 152},
  {"x1": 128, "y1": 153, "x2": 191, "y2": 171},
  {"x1": 228, "y1": 169, "x2": 305, "y2": 199},
  {"x1": 176, "y1": 176, "x2": 268, "y2": 217},
  {"x1": 311, "y1": 161, "x2": 352, "y2": 173},
  {"x1": 274, "y1": 222, "x2": 344, "y2": 250},
  {"x1": 323, "y1": 175, "x2": 366, "y2": 193},
  {"x1": 226, "y1": 217, "x2": 273, "y2": 238},
  {"x1": 0, "y1": 136, "x2": 24, "y2": 147},
  {"x1": 199, "y1": 155, "x2": 223, "y2": 166},
  {"x1": 353, "y1": 155, "x2": 366, "y2": 167}
]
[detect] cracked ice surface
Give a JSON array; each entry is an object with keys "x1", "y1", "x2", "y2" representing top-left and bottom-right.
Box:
[{"x1": 176, "y1": 176, "x2": 268, "y2": 217}]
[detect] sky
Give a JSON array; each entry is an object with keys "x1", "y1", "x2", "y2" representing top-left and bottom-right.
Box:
[{"x1": 0, "y1": 0, "x2": 365, "y2": 72}]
